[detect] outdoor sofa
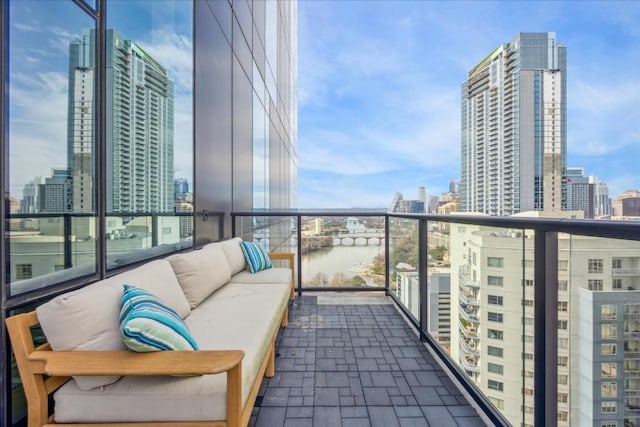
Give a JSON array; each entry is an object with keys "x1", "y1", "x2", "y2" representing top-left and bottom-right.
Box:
[{"x1": 6, "y1": 237, "x2": 295, "y2": 427}]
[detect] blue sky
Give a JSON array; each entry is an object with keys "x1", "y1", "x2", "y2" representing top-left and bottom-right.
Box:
[{"x1": 296, "y1": 0, "x2": 640, "y2": 208}]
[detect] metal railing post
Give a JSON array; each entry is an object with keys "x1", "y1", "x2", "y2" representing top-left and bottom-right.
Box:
[
  {"x1": 534, "y1": 230, "x2": 558, "y2": 426},
  {"x1": 296, "y1": 214, "x2": 302, "y2": 296},
  {"x1": 385, "y1": 214, "x2": 390, "y2": 295},
  {"x1": 419, "y1": 219, "x2": 428, "y2": 341},
  {"x1": 64, "y1": 214, "x2": 73, "y2": 269}
]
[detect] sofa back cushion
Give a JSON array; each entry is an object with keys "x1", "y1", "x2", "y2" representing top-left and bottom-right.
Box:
[
  {"x1": 168, "y1": 246, "x2": 231, "y2": 308},
  {"x1": 216, "y1": 237, "x2": 247, "y2": 275},
  {"x1": 36, "y1": 259, "x2": 190, "y2": 390}
]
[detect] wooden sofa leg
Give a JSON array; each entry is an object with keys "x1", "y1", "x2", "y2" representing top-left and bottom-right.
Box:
[
  {"x1": 227, "y1": 363, "x2": 242, "y2": 427},
  {"x1": 266, "y1": 341, "x2": 275, "y2": 378},
  {"x1": 281, "y1": 305, "x2": 288, "y2": 327}
]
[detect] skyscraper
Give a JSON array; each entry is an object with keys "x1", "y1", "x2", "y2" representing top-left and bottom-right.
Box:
[
  {"x1": 566, "y1": 167, "x2": 612, "y2": 218},
  {"x1": 461, "y1": 32, "x2": 567, "y2": 216},
  {"x1": 69, "y1": 29, "x2": 175, "y2": 214}
]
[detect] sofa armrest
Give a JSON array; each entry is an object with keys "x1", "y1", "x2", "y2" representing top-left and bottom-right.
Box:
[
  {"x1": 269, "y1": 252, "x2": 295, "y2": 300},
  {"x1": 28, "y1": 349, "x2": 244, "y2": 377},
  {"x1": 269, "y1": 252, "x2": 294, "y2": 266}
]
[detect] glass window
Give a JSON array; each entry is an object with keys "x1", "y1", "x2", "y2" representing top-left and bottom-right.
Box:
[
  {"x1": 601, "y1": 363, "x2": 617, "y2": 378},
  {"x1": 489, "y1": 397, "x2": 504, "y2": 410},
  {"x1": 558, "y1": 280, "x2": 568, "y2": 291},
  {"x1": 588, "y1": 279, "x2": 603, "y2": 291},
  {"x1": 602, "y1": 343, "x2": 617, "y2": 355},
  {"x1": 488, "y1": 346, "x2": 503, "y2": 357},
  {"x1": 602, "y1": 324, "x2": 617, "y2": 339},
  {"x1": 105, "y1": 0, "x2": 194, "y2": 269},
  {"x1": 558, "y1": 301, "x2": 568, "y2": 312},
  {"x1": 558, "y1": 260, "x2": 568, "y2": 271},
  {"x1": 488, "y1": 312, "x2": 503, "y2": 323},
  {"x1": 488, "y1": 379, "x2": 504, "y2": 391},
  {"x1": 601, "y1": 382, "x2": 617, "y2": 397},
  {"x1": 488, "y1": 275, "x2": 504, "y2": 286},
  {"x1": 488, "y1": 329, "x2": 504, "y2": 340},
  {"x1": 558, "y1": 374, "x2": 568, "y2": 385},
  {"x1": 488, "y1": 363, "x2": 504, "y2": 375},
  {"x1": 7, "y1": 0, "x2": 98, "y2": 293},
  {"x1": 488, "y1": 295, "x2": 503, "y2": 305},
  {"x1": 558, "y1": 320, "x2": 568, "y2": 330},
  {"x1": 601, "y1": 422, "x2": 617, "y2": 427},
  {"x1": 558, "y1": 356, "x2": 568, "y2": 367},
  {"x1": 589, "y1": 259, "x2": 604, "y2": 273},
  {"x1": 601, "y1": 401, "x2": 616, "y2": 414},
  {"x1": 601, "y1": 304, "x2": 617, "y2": 320},
  {"x1": 487, "y1": 257, "x2": 504, "y2": 267}
]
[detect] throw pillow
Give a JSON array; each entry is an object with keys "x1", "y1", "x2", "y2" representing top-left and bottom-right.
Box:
[
  {"x1": 119, "y1": 285, "x2": 199, "y2": 352},
  {"x1": 239, "y1": 240, "x2": 273, "y2": 273}
]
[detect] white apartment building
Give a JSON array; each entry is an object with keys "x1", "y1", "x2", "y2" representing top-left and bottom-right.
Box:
[
  {"x1": 450, "y1": 215, "x2": 640, "y2": 426},
  {"x1": 461, "y1": 32, "x2": 567, "y2": 216}
]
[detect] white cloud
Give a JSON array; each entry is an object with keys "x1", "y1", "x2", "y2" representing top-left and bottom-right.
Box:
[{"x1": 8, "y1": 72, "x2": 69, "y2": 197}]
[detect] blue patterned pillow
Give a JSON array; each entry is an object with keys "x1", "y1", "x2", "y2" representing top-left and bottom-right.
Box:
[
  {"x1": 239, "y1": 240, "x2": 273, "y2": 273},
  {"x1": 119, "y1": 285, "x2": 198, "y2": 352}
]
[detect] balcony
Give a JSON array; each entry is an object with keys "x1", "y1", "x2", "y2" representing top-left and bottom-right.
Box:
[
  {"x1": 229, "y1": 210, "x2": 640, "y2": 427},
  {"x1": 7, "y1": 210, "x2": 640, "y2": 427}
]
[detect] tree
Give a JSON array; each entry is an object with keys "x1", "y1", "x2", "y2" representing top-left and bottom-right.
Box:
[
  {"x1": 330, "y1": 272, "x2": 349, "y2": 286},
  {"x1": 370, "y1": 253, "x2": 385, "y2": 275},
  {"x1": 350, "y1": 275, "x2": 366, "y2": 286},
  {"x1": 308, "y1": 272, "x2": 329, "y2": 286}
]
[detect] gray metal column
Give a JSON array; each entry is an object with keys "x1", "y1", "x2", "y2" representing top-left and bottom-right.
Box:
[{"x1": 534, "y1": 231, "x2": 558, "y2": 426}]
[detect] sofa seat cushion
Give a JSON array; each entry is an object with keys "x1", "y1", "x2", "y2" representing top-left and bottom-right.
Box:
[
  {"x1": 36, "y1": 259, "x2": 191, "y2": 391},
  {"x1": 52, "y1": 282, "x2": 290, "y2": 423},
  {"x1": 229, "y1": 267, "x2": 292, "y2": 285}
]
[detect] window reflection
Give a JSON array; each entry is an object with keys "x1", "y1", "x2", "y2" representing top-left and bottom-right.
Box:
[
  {"x1": 7, "y1": 1, "x2": 97, "y2": 293},
  {"x1": 106, "y1": 0, "x2": 193, "y2": 269}
]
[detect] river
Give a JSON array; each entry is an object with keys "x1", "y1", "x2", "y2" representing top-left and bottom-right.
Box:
[{"x1": 301, "y1": 244, "x2": 384, "y2": 286}]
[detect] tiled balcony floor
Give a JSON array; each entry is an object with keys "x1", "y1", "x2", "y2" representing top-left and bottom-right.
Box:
[{"x1": 250, "y1": 294, "x2": 487, "y2": 427}]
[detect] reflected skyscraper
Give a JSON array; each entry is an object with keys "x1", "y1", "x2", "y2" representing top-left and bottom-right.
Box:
[{"x1": 69, "y1": 29, "x2": 175, "y2": 214}]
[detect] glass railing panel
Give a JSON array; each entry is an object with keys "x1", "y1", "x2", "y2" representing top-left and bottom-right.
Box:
[
  {"x1": 388, "y1": 217, "x2": 420, "y2": 319},
  {"x1": 300, "y1": 215, "x2": 385, "y2": 289},
  {"x1": 234, "y1": 215, "x2": 297, "y2": 253},
  {"x1": 566, "y1": 235, "x2": 640, "y2": 427},
  {"x1": 443, "y1": 222, "x2": 526, "y2": 425},
  {"x1": 8, "y1": 215, "x2": 97, "y2": 295}
]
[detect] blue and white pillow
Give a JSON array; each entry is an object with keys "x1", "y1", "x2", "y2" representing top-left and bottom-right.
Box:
[
  {"x1": 119, "y1": 285, "x2": 198, "y2": 352},
  {"x1": 239, "y1": 240, "x2": 273, "y2": 273}
]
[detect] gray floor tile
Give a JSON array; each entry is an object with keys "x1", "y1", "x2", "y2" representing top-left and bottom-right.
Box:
[{"x1": 254, "y1": 299, "x2": 487, "y2": 427}]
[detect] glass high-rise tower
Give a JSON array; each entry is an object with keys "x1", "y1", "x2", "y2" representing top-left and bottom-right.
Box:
[{"x1": 461, "y1": 32, "x2": 567, "y2": 216}]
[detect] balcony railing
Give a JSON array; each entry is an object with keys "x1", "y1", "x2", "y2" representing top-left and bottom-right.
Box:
[{"x1": 231, "y1": 210, "x2": 640, "y2": 427}]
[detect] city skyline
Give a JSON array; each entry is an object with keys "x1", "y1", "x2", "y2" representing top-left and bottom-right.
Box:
[
  {"x1": 7, "y1": 1, "x2": 640, "y2": 212},
  {"x1": 298, "y1": 1, "x2": 640, "y2": 208}
]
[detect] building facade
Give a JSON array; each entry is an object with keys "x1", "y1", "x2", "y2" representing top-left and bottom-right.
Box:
[
  {"x1": 0, "y1": 1, "x2": 297, "y2": 425},
  {"x1": 566, "y1": 167, "x2": 612, "y2": 219},
  {"x1": 461, "y1": 32, "x2": 567, "y2": 216},
  {"x1": 450, "y1": 213, "x2": 640, "y2": 426}
]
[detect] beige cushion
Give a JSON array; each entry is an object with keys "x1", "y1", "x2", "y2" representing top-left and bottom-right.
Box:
[
  {"x1": 168, "y1": 247, "x2": 231, "y2": 308},
  {"x1": 229, "y1": 267, "x2": 292, "y2": 285},
  {"x1": 216, "y1": 237, "x2": 247, "y2": 275},
  {"x1": 52, "y1": 282, "x2": 291, "y2": 423},
  {"x1": 36, "y1": 260, "x2": 190, "y2": 391}
]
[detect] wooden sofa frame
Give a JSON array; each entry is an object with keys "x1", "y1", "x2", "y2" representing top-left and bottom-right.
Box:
[{"x1": 5, "y1": 251, "x2": 296, "y2": 427}]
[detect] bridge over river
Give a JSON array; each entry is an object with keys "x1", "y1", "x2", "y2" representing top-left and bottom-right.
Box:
[{"x1": 304, "y1": 232, "x2": 385, "y2": 246}]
